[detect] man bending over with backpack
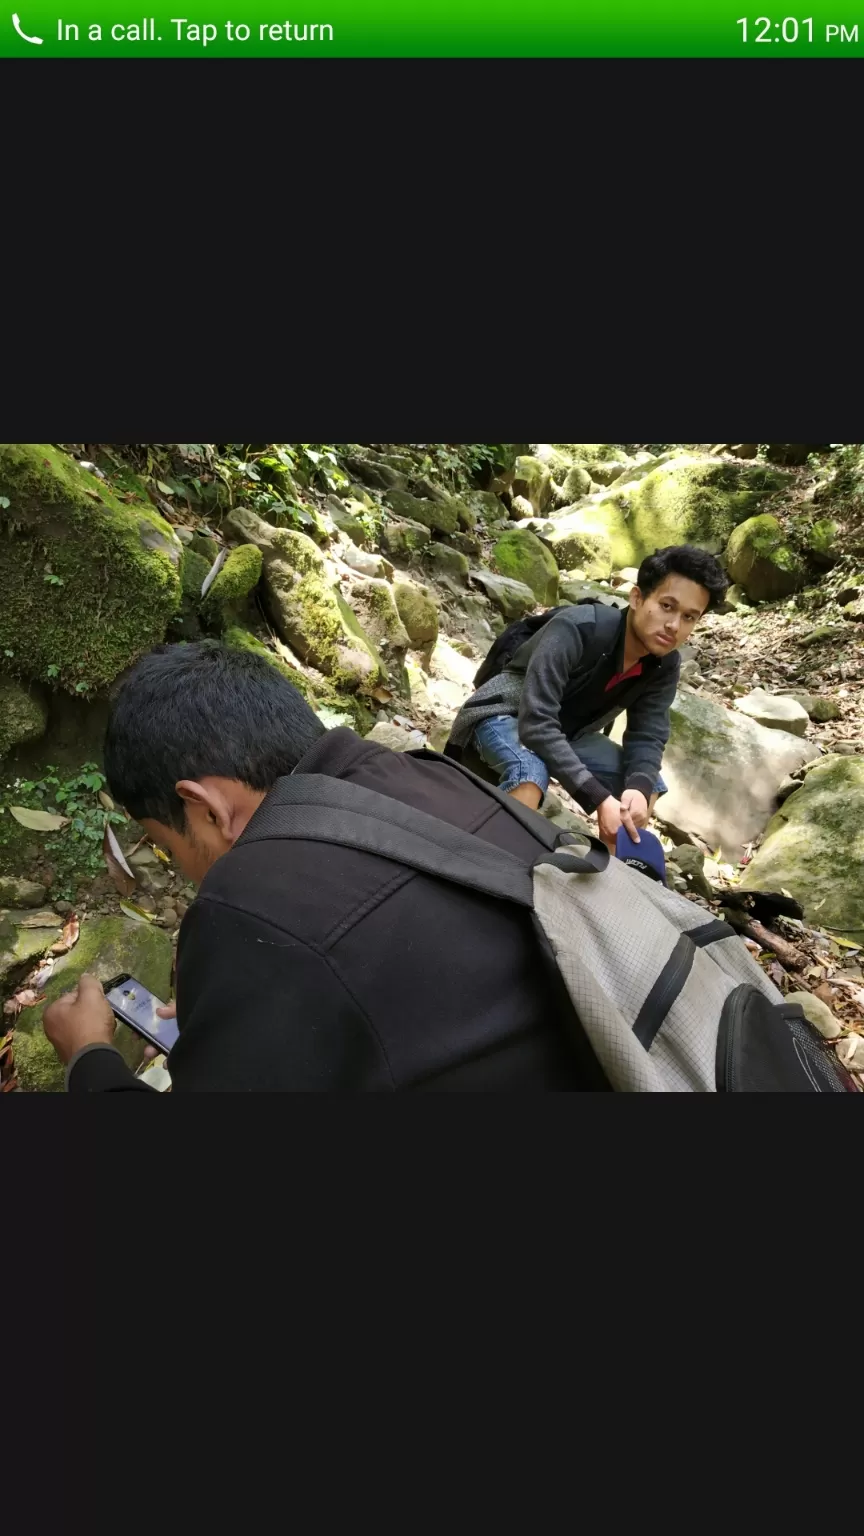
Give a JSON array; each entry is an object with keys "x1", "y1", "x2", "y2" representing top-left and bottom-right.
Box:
[
  {"x1": 41, "y1": 641, "x2": 610, "y2": 1092},
  {"x1": 447, "y1": 546, "x2": 728, "y2": 850}
]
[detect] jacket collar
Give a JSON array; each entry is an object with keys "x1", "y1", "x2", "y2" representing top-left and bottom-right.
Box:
[{"x1": 291, "y1": 726, "x2": 385, "y2": 780}]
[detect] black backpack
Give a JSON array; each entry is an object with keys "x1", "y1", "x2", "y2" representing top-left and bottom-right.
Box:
[
  {"x1": 472, "y1": 597, "x2": 626, "y2": 688},
  {"x1": 472, "y1": 606, "x2": 567, "y2": 688}
]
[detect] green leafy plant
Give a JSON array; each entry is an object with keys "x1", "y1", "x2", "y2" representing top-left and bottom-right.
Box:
[{"x1": 0, "y1": 762, "x2": 127, "y2": 901}]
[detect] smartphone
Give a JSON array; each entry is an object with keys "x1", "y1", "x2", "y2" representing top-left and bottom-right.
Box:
[{"x1": 104, "y1": 974, "x2": 179, "y2": 1056}]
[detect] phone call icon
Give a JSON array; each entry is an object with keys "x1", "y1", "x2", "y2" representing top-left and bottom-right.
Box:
[{"x1": 12, "y1": 12, "x2": 43, "y2": 43}]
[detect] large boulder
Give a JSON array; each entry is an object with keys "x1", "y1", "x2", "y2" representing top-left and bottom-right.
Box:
[
  {"x1": 725, "y1": 514, "x2": 804, "y2": 601},
  {"x1": 544, "y1": 513, "x2": 613, "y2": 578},
  {"x1": 492, "y1": 528, "x2": 558, "y2": 606},
  {"x1": 553, "y1": 455, "x2": 788, "y2": 571},
  {"x1": 739, "y1": 755, "x2": 864, "y2": 940},
  {"x1": 0, "y1": 677, "x2": 48, "y2": 760},
  {"x1": 469, "y1": 570, "x2": 536, "y2": 619},
  {"x1": 512, "y1": 456, "x2": 554, "y2": 518},
  {"x1": 13, "y1": 914, "x2": 173, "y2": 1093},
  {"x1": 0, "y1": 443, "x2": 183, "y2": 693},
  {"x1": 733, "y1": 687, "x2": 809, "y2": 737},
  {"x1": 384, "y1": 489, "x2": 459, "y2": 536},
  {"x1": 612, "y1": 689, "x2": 820, "y2": 860},
  {"x1": 225, "y1": 508, "x2": 383, "y2": 691}
]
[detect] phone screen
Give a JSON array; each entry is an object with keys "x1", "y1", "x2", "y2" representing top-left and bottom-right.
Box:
[{"x1": 104, "y1": 976, "x2": 179, "y2": 1054}]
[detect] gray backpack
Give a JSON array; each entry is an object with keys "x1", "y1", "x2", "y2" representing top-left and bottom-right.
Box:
[{"x1": 243, "y1": 755, "x2": 855, "y2": 1093}]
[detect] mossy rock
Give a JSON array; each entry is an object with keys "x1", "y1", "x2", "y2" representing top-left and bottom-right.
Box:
[
  {"x1": 544, "y1": 517, "x2": 613, "y2": 579},
  {"x1": 0, "y1": 677, "x2": 48, "y2": 760},
  {"x1": 326, "y1": 496, "x2": 369, "y2": 546},
  {"x1": 461, "y1": 490, "x2": 509, "y2": 527},
  {"x1": 512, "y1": 456, "x2": 553, "y2": 518},
  {"x1": 552, "y1": 444, "x2": 629, "y2": 464},
  {"x1": 424, "y1": 544, "x2": 469, "y2": 584},
  {"x1": 804, "y1": 518, "x2": 839, "y2": 562},
  {"x1": 725, "y1": 513, "x2": 805, "y2": 601},
  {"x1": 346, "y1": 576, "x2": 411, "y2": 658},
  {"x1": 180, "y1": 548, "x2": 213, "y2": 601},
  {"x1": 0, "y1": 443, "x2": 183, "y2": 693},
  {"x1": 224, "y1": 627, "x2": 372, "y2": 733},
  {"x1": 384, "y1": 489, "x2": 459, "y2": 536},
  {"x1": 393, "y1": 582, "x2": 439, "y2": 649},
  {"x1": 201, "y1": 545, "x2": 262, "y2": 624},
  {"x1": 378, "y1": 517, "x2": 431, "y2": 561},
  {"x1": 492, "y1": 528, "x2": 559, "y2": 606},
  {"x1": 572, "y1": 455, "x2": 790, "y2": 571},
  {"x1": 13, "y1": 914, "x2": 173, "y2": 1092},
  {"x1": 739, "y1": 754, "x2": 864, "y2": 939},
  {"x1": 189, "y1": 532, "x2": 220, "y2": 563},
  {"x1": 0, "y1": 908, "x2": 63, "y2": 987},
  {"x1": 555, "y1": 464, "x2": 594, "y2": 504},
  {"x1": 224, "y1": 508, "x2": 383, "y2": 692}
]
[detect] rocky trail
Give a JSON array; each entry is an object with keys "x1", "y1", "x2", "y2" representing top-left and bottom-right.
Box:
[{"x1": 2, "y1": 440, "x2": 863, "y2": 1089}]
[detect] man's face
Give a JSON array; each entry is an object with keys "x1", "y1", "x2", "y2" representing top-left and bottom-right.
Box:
[
  {"x1": 139, "y1": 776, "x2": 267, "y2": 886},
  {"x1": 629, "y1": 574, "x2": 709, "y2": 656}
]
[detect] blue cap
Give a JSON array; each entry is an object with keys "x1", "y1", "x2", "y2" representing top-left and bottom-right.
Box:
[{"x1": 616, "y1": 824, "x2": 667, "y2": 885}]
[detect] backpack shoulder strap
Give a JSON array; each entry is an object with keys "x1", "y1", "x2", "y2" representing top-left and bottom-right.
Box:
[{"x1": 236, "y1": 770, "x2": 608, "y2": 907}]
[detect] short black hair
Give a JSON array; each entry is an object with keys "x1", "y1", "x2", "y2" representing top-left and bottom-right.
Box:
[
  {"x1": 636, "y1": 545, "x2": 728, "y2": 612},
  {"x1": 104, "y1": 641, "x2": 326, "y2": 830}
]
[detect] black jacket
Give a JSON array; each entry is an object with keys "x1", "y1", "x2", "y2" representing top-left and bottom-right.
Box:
[
  {"x1": 448, "y1": 604, "x2": 681, "y2": 812},
  {"x1": 68, "y1": 730, "x2": 604, "y2": 1093}
]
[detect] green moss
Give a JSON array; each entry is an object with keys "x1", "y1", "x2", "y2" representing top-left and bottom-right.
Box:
[
  {"x1": 224, "y1": 627, "x2": 372, "y2": 732},
  {"x1": 726, "y1": 513, "x2": 804, "y2": 601},
  {"x1": 379, "y1": 518, "x2": 432, "y2": 560},
  {"x1": 0, "y1": 443, "x2": 182, "y2": 693},
  {"x1": 201, "y1": 544, "x2": 262, "y2": 623},
  {"x1": 352, "y1": 579, "x2": 411, "y2": 653},
  {"x1": 190, "y1": 533, "x2": 220, "y2": 563},
  {"x1": 583, "y1": 457, "x2": 789, "y2": 570},
  {"x1": 807, "y1": 518, "x2": 839, "y2": 557},
  {"x1": 14, "y1": 915, "x2": 173, "y2": 1092},
  {"x1": 385, "y1": 490, "x2": 459, "y2": 535},
  {"x1": 180, "y1": 549, "x2": 212, "y2": 600},
  {"x1": 512, "y1": 457, "x2": 553, "y2": 517},
  {"x1": 394, "y1": 582, "x2": 439, "y2": 648},
  {"x1": 546, "y1": 523, "x2": 612, "y2": 578},
  {"x1": 492, "y1": 529, "x2": 559, "y2": 605},
  {"x1": 0, "y1": 678, "x2": 47, "y2": 760},
  {"x1": 740, "y1": 755, "x2": 864, "y2": 938}
]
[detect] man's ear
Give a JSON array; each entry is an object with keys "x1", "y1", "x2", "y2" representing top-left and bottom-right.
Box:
[
  {"x1": 629, "y1": 585, "x2": 643, "y2": 612},
  {"x1": 175, "y1": 780, "x2": 235, "y2": 841}
]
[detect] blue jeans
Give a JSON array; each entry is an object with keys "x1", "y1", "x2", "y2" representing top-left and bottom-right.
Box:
[{"x1": 472, "y1": 715, "x2": 668, "y2": 802}]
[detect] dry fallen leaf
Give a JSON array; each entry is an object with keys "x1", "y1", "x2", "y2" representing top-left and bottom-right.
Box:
[
  {"x1": 119, "y1": 900, "x2": 156, "y2": 924},
  {"x1": 50, "y1": 915, "x2": 80, "y2": 955},
  {"x1": 103, "y1": 823, "x2": 136, "y2": 897},
  {"x1": 98, "y1": 790, "x2": 115, "y2": 812},
  {"x1": 9, "y1": 806, "x2": 70, "y2": 832}
]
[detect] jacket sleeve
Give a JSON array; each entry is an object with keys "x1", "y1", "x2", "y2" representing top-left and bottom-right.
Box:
[
  {"x1": 621, "y1": 657, "x2": 680, "y2": 801},
  {"x1": 164, "y1": 896, "x2": 395, "y2": 1091},
  {"x1": 517, "y1": 614, "x2": 611, "y2": 812},
  {"x1": 67, "y1": 1042, "x2": 157, "y2": 1092}
]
